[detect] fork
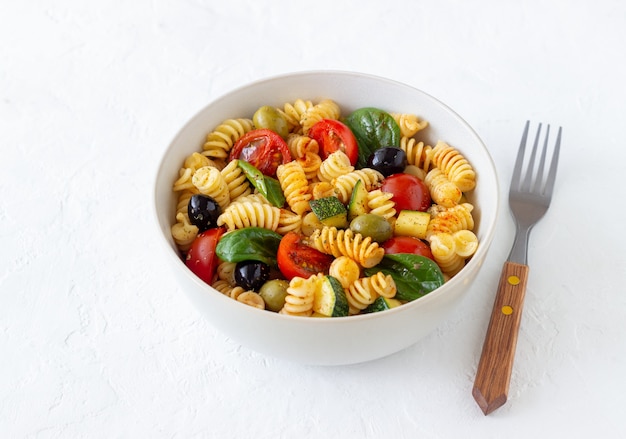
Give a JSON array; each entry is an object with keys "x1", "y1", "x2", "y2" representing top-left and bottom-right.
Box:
[{"x1": 472, "y1": 121, "x2": 562, "y2": 415}]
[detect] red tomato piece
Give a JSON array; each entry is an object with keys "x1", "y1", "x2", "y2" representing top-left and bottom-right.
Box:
[
  {"x1": 381, "y1": 173, "x2": 431, "y2": 212},
  {"x1": 308, "y1": 119, "x2": 359, "y2": 165},
  {"x1": 382, "y1": 236, "x2": 434, "y2": 261},
  {"x1": 229, "y1": 128, "x2": 292, "y2": 177},
  {"x1": 277, "y1": 232, "x2": 334, "y2": 280},
  {"x1": 185, "y1": 227, "x2": 226, "y2": 284}
]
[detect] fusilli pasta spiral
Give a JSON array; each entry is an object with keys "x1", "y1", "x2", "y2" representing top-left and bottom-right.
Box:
[
  {"x1": 277, "y1": 209, "x2": 303, "y2": 235},
  {"x1": 366, "y1": 189, "x2": 396, "y2": 220},
  {"x1": 399, "y1": 137, "x2": 433, "y2": 173},
  {"x1": 281, "y1": 99, "x2": 313, "y2": 134},
  {"x1": 280, "y1": 274, "x2": 321, "y2": 316},
  {"x1": 332, "y1": 169, "x2": 384, "y2": 203},
  {"x1": 424, "y1": 168, "x2": 462, "y2": 208},
  {"x1": 297, "y1": 151, "x2": 322, "y2": 181},
  {"x1": 220, "y1": 159, "x2": 252, "y2": 201},
  {"x1": 192, "y1": 166, "x2": 231, "y2": 210},
  {"x1": 329, "y1": 256, "x2": 361, "y2": 289},
  {"x1": 203, "y1": 118, "x2": 254, "y2": 159},
  {"x1": 317, "y1": 150, "x2": 354, "y2": 182},
  {"x1": 286, "y1": 133, "x2": 319, "y2": 158},
  {"x1": 276, "y1": 161, "x2": 312, "y2": 215},
  {"x1": 237, "y1": 291, "x2": 265, "y2": 309},
  {"x1": 426, "y1": 203, "x2": 475, "y2": 239},
  {"x1": 171, "y1": 211, "x2": 199, "y2": 251},
  {"x1": 346, "y1": 272, "x2": 396, "y2": 314},
  {"x1": 391, "y1": 113, "x2": 428, "y2": 138},
  {"x1": 430, "y1": 141, "x2": 476, "y2": 192},
  {"x1": 216, "y1": 261, "x2": 237, "y2": 285},
  {"x1": 301, "y1": 99, "x2": 341, "y2": 134},
  {"x1": 308, "y1": 226, "x2": 385, "y2": 268},
  {"x1": 217, "y1": 201, "x2": 281, "y2": 232}
]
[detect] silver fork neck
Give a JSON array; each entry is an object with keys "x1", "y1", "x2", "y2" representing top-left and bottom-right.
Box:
[{"x1": 507, "y1": 222, "x2": 532, "y2": 265}]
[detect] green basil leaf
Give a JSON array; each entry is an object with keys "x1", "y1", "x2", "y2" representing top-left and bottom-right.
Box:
[
  {"x1": 215, "y1": 227, "x2": 283, "y2": 267},
  {"x1": 344, "y1": 107, "x2": 401, "y2": 168},
  {"x1": 262, "y1": 176, "x2": 286, "y2": 207},
  {"x1": 237, "y1": 160, "x2": 286, "y2": 207},
  {"x1": 364, "y1": 253, "x2": 444, "y2": 301}
]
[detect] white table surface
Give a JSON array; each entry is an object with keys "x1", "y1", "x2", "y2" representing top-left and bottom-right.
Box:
[{"x1": 2, "y1": 0, "x2": 625, "y2": 437}]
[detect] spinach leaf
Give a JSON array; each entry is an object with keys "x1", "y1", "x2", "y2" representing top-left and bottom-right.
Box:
[
  {"x1": 364, "y1": 253, "x2": 444, "y2": 301},
  {"x1": 215, "y1": 227, "x2": 282, "y2": 267},
  {"x1": 237, "y1": 160, "x2": 286, "y2": 207},
  {"x1": 344, "y1": 107, "x2": 401, "y2": 168}
]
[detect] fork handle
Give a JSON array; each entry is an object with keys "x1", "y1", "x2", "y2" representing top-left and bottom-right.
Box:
[{"x1": 472, "y1": 261, "x2": 529, "y2": 415}]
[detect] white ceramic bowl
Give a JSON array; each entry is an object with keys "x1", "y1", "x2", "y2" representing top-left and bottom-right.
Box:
[{"x1": 153, "y1": 71, "x2": 499, "y2": 366}]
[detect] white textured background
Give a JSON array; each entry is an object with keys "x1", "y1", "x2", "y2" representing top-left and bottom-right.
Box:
[{"x1": 2, "y1": 0, "x2": 625, "y2": 437}]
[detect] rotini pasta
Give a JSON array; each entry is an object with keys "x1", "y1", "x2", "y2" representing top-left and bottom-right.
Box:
[
  {"x1": 171, "y1": 211, "x2": 199, "y2": 251},
  {"x1": 276, "y1": 161, "x2": 312, "y2": 216},
  {"x1": 237, "y1": 291, "x2": 265, "y2": 309},
  {"x1": 391, "y1": 113, "x2": 428, "y2": 137},
  {"x1": 277, "y1": 209, "x2": 303, "y2": 235},
  {"x1": 424, "y1": 168, "x2": 462, "y2": 208},
  {"x1": 297, "y1": 151, "x2": 322, "y2": 181},
  {"x1": 281, "y1": 99, "x2": 313, "y2": 134},
  {"x1": 310, "y1": 181, "x2": 336, "y2": 200},
  {"x1": 192, "y1": 166, "x2": 231, "y2": 210},
  {"x1": 429, "y1": 230, "x2": 478, "y2": 276},
  {"x1": 317, "y1": 150, "x2": 354, "y2": 182},
  {"x1": 366, "y1": 189, "x2": 396, "y2": 220},
  {"x1": 429, "y1": 233, "x2": 465, "y2": 276},
  {"x1": 399, "y1": 137, "x2": 433, "y2": 172},
  {"x1": 217, "y1": 201, "x2": 281, "y2": 231},
  {"x1": 203, "y1": 118, "x2": 254, "y2": 159},
  {"x1": 301, "y1": 99, "x2": 341, "y2": 134},
  {"x1": 172, "y1": 152, "x2": 218, "y2": 192},
  {"x1": 286, "y1": 133, "x2": 319, "y2": 158},
  {"x1": 346, "y1": 272, "x2": 396, "y2": 315},
  {"x1": 329, "y1": 256, "x2": 361, "y2": 289},
  {"x1": 430, "y1": 141, "x2": 476, "y2": 192},
  {"x1": 216, "y1": 261, "x2": 237, "y2": 285},
  {"x1": 332, "y1": 168, "x2": 384, "y2": 203},
  {"x1": 426, "y1": 203, "x2": 475, "y2": 238},
  {"x1": 280, "y1": 274, "x2": 321, "y2": 316},
  {"x1": 212, "y1": 279, "x2": 248, "y2": 299},
  {"x1": 308, "y1": 226, "x2": 385, "y2": 268},
  {"x1": 220, "y1": 159, "x2": 252, "y2": 201}
]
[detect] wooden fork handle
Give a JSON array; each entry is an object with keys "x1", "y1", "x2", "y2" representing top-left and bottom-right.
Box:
[{"x1": 472, "y1": 261, "x2": 529, "y2": 415}]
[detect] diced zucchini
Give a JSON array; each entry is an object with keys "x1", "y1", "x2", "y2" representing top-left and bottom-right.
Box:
[
  {"x1": 394, "y1": 210, "x2": 430, "y2": 239},
  {"x1": 313, "y1": 275, "x2": 349, "y2": 317},
  {"x1": 363, "y1": 296, "x2": 402, "y2": 314},
  {"x1": 310, "y1": 196, "x2": 348, "y2": 228},
  {"x1": 347, "y1": 179, "x2": 369, "y2": 221}
]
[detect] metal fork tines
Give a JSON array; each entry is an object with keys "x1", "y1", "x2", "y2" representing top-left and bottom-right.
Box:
[
  {"x1": 508, "y1": 121, "x2": 562, "y2": 265},
  {"x1": 472, "y1": 121, "x2": 562, "y2": 415}
]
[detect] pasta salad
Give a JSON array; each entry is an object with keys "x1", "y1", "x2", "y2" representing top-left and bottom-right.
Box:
[{"x1": 171, "y1": 98, "x2": 478, "y2": 317}]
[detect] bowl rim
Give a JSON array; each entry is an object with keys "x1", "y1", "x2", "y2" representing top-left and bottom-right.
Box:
[{"x1": 152, "y1": 69, "x2": 500, "y2": 323}]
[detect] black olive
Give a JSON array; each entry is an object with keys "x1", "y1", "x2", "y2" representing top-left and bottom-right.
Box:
[
  {"x1": 188, "y1": 194, "x2": 222, "y2": 231},
  {"x1": 234, "y1": 260, "x2": 270, "y2": 291},
  {"x1": 366, "y1": 147, "x2": 408, "y2": 177}
]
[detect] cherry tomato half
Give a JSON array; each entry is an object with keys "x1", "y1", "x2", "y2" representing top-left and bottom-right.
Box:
[
  {"x1": 381, "y1": 173, "x2": 431, "y2": 212},
  {"x1": 382, "y1": 236, "x2": 434, "y2": 261},
  {"x1": 229, "y1": 128, "x2": 292, "y2": 177},
  {"x1": 277, "y1": 232, "x2": 334, "y2": 280},
  {"x1": 308, "y1": 119, "x2": 359, "y2": 165},
  {"x1": 185, "y1": 227, "x2": 226, "y2": 285}
]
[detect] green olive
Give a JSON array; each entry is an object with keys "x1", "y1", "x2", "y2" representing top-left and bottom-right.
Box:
[
  {"x1": 349, "y1": 214, "x2": 393, "y2": 243},
  {"x1": 258, "y1": 279, "x2": 290, "y2": 312},
  {"x1": 253, "y1": 105, "x2": 289, "y2": 138}
]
